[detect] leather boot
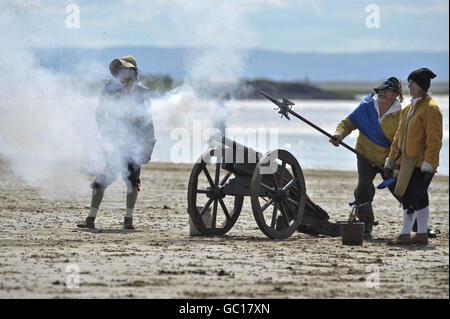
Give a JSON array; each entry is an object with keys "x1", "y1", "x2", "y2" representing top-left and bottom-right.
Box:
[
  {"x1": 387, "y1": 234, "x2": 411, "y2": 245},
  {"x1": 412, "y1": 219, "x2": 437, "y2": 238},
  {"x1": 411, "y1": 233, "x2": 428, "y2": 245},
  {"x1": 356, "y1": 203, "x2": 374, "y2": 239},
  {"x1": 124, "y1": 217, "x2": 135, "y2": 230},
  {"x1": 363, "y1": 222, "x2": 373, "y2": 239},
  {"x1": 77, "y1": 217, "x2": 95, "y2": 229}
]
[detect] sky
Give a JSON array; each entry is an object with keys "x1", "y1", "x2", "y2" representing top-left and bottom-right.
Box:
[{"x1": 4, "y1": 0, "x2": 449, "y2": 53}]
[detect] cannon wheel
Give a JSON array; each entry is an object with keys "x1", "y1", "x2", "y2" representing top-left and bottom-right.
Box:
[
  {"x1": 250, "y1": 149, "x2": 306, "y2": 239},
  {"x1": 187, "y1": 148, "x2": 244, "y2": 236}
]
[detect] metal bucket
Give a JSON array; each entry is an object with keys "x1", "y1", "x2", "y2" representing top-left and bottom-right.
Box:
[{"x1": 338, "y1": 221, "x2": 365, "y2": 245}]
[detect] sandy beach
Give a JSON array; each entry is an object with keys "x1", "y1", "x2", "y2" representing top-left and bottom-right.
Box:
[{"x1": 0, "y1": 161, "x2": 448, "y2": 299}]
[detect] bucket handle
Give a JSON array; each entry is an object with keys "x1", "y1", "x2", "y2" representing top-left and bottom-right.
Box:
[{"x1": 348, "y1": 206, "x2": 358, "y2": 224}]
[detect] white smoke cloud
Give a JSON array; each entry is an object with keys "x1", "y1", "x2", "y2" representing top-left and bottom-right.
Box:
[
  {"x1": 0, "y1": 23, "x2": 100, "y2": 199},
  {"x1": 151, "y1": 85, "x2": 228, "y2": 132},
  {"x1": 0, "y1": 1, "x2": 253, "y2": 200}
]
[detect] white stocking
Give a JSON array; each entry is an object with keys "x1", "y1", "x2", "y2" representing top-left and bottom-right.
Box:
[
  {"x1": 415, "y1": 206, "x2": 430, "y2": 234},
  {"x1": 88, "y1": 207, "x2": 98, "y2": 218},
  {"x1": 400, "y1": 209, "x2": 417, "y2": 235},
  {"x1": 125, "y1": 208, "x2": 133, "y2": 218}
]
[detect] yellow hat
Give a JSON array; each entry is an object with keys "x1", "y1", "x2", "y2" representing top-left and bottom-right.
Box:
[{"x1": 109, "y1": 55, "x2": 138, "y2": 77}]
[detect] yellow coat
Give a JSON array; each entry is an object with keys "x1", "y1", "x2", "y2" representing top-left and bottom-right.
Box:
[
  {"x1": 335, "y1": 110, "x2": 401, "y2": 167},
  {"x1": 388, "y1": 96, "x2": 443, "y2": 169}
]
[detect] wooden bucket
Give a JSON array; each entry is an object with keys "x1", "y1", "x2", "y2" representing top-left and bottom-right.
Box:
[{"x1": 338, "y1": 221, "x2": 365, "y2": 245}]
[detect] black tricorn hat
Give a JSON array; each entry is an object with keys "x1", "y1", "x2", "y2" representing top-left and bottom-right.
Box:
[{"x1": 374, "y1": 77, "x2": 401, "y2": 93}]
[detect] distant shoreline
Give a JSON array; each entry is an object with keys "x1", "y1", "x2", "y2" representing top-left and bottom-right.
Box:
[
  {"x1": 139, "y1": 75, "x2": 449, "y2": 100},
  {"x1": 315, "y1": 80, "x2": 449, "y2": 96}
]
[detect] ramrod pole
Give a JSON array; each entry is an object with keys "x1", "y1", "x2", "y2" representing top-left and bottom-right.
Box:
[{"x1": 258, "y1": 89, "x2": 385, "y2": 172}]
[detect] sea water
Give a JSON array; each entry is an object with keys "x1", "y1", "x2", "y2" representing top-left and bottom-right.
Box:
[{"x1": 151, "y1": 95, "x2": 449, "y2": 176}]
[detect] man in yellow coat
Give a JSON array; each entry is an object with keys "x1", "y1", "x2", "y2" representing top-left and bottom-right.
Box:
[
  {"x1": 385, "y1": 68, "x2": 443, "y2": 245},
  {"x1": 330, "y1": 77, "x2": 403, "y2": 239}
]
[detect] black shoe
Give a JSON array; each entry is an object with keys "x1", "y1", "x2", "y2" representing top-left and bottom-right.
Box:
[
  {"x1": 77, "y1": 217, "x2": 95, "y2": 229},
  {"x1": 363, "y1": 230, "x2": 372, "y2": 240},
  {"x1": 124, "y1": 217, "x2": 135, "y2": 230}
]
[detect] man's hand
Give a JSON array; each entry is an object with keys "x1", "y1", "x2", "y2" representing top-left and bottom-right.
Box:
[
  {"x1": 329, "y1": 134, "x2": 342, "y2": 147},
  {"x1": 384, "y1": 157, "x2": 396, "y2": 179}
]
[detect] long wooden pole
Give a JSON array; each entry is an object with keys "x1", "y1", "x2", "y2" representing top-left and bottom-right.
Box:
[
  {"x1": 288, "y1": 107, "x2": 384, "y2": 171},
  {"x1": 258, "y1": 89, "x2": 385, "y2": 172}
]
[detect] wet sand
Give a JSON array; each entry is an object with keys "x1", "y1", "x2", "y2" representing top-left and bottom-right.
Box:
[{"x1": 0, "y1": 161, "x2": 448, "y2": 298}]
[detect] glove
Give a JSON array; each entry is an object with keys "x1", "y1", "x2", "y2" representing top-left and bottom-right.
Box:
[
  {"x1": 421, "y1": 161, "x2": 435, "y2": 184},
  {"x1": 329, "y1": 133, "x2": 343, "y2": 147},
  {"x1": 384, "y1": 158, "x2": 396, "y2": 179}
]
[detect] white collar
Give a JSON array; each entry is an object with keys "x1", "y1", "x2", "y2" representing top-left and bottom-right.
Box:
[
  {"x1": 412, "y1": 97, "x2": 422, "y2": 107},
  {"x1": 410, "y1": 95, "x2": 428, "y2": 115},
  {"x1": 373, "y1": 96, "x2": 402, "y2": 123}
]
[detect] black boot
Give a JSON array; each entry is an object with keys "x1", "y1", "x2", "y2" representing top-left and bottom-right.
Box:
[
  {"x1": 77, "y1": 217, "x2": 95, "y2": 229},
  {"x1": 356, "y1": 202, "x2": 374, "y2": 239},
  {"x1": 363, "y1": 222, "x2": 373, "y2": 239},
  {"x1": 124, "y1": 217, "x2": 135, "y2": 230}
]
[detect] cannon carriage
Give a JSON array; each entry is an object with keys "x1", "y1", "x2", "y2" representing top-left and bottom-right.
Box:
[{"x1": 187, "y1": 90, "x2": 347, "y2": 239}]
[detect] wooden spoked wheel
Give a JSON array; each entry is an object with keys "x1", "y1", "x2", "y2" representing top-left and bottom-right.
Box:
[
  {"x1": 187, "y1": 148, "x2": 244, "y2": 235},
  {"x1": 250, "y1": 149, "x2": 306, "y2": 239}
]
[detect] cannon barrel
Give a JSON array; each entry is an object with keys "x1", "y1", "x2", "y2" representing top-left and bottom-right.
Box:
[{"x1": 209, "y1": 135, "x2": 263, "y2": 176}]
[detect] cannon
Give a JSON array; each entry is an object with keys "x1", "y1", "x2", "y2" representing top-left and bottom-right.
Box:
[
  {"x1": 187, "y1": 135, "x2": 307, "y2": 239},
  {"x1": 187, "y1": 135, "x2": 340, "y2": 239},
  {"x1": 187, "y1": 88, "x2": 345, "y2": 239}
]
